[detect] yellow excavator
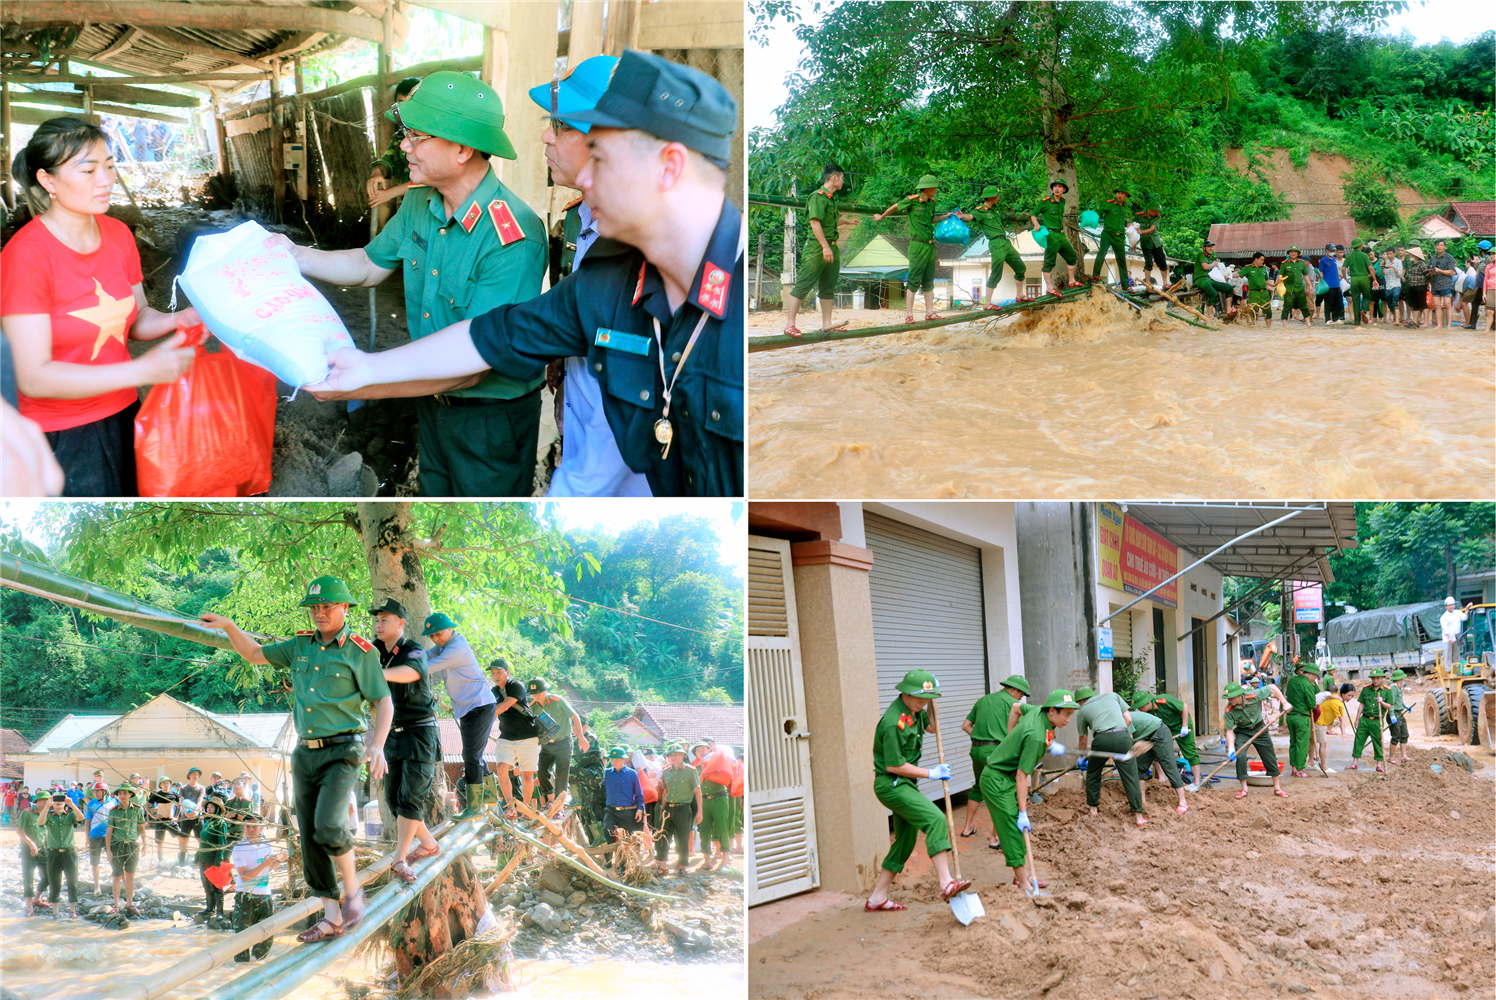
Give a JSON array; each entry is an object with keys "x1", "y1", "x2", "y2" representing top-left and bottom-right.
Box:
[{"x1": 1422, "y1": 603, "x2": 1494, "y2": 749}]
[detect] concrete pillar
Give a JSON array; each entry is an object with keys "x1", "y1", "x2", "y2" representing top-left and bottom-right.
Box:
[
  {"x1": 789, "y1": 539, "x2": 886, "y2": 894},
  {"x1": 1014, "y1": 502, "x2": 1097, "y2": 746}
]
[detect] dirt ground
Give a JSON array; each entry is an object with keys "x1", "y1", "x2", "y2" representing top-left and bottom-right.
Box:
[
  {"x1": 122, "y1": 204, "x2": 559, "y2": 497},
  {"x1": 1222, "y1": 148, "x2": 1429, "y2": 222},
  {"x1": 749, "y1": 683, "x2": 1496, "y2": 1000}
]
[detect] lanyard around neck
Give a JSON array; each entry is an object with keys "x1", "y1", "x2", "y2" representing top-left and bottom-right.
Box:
[{"x1": 652, "y1": 310, "x2": 711, "y2": 456}]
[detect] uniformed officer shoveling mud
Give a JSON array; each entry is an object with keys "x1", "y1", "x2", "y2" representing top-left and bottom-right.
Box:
[
  {"x1": 202, "y1": 576, "x2": 393, "y2": 943},
  {"x1": 309, "y1": 48, "x2": 744, "y2": 497},
  {"x1": 864, "y1": 670, "x2": 973, "y2": 911}
]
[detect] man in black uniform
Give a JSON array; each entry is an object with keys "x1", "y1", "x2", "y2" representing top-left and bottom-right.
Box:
[
  {"x1": 311, "y1": 48, "x2": 743, "y2": 497},
  {"x1": 369, "y1": 598, "x2": 442, "y2": 883}
]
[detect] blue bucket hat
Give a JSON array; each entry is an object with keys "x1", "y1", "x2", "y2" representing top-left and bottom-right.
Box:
[{"x1": 528, "y1": 55, "x2": 619, "y2": 135}]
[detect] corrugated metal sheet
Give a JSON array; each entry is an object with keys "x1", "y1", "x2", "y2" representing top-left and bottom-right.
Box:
[
  {"x1": 1208, "y1": 219, "x2": 1358, "y2": 258},
  {"x1": 866, "y1": 513, "x2": 987, "y2": 798},
  {"x1": 26, "y1": 715, "x2": 120, "y2": 753}
]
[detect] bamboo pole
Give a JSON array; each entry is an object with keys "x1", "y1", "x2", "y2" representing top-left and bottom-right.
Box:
[
  {"x1": 487, "y1": 809, "x2": 676, "y2": 902},
  {"x1": 511, "y1": 800, "x2": 611, "y2": 879},
  {"x1": 748, "y1": 285, "x2": 1094, "y2": 352},
  {"x1": 749, "y1": 190, "x2": 886, "y2": 216}
]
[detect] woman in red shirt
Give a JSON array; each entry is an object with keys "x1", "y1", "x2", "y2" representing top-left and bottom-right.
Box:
[{"x1": 1, "y1": 116, "x2": 197, "y2": 496}]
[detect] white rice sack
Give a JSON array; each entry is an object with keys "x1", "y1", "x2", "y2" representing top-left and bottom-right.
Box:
[{"x1": 175, "y1": 221, "x2": 353, "y2": 388}]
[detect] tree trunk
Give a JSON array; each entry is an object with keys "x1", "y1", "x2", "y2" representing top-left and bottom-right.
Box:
[
  {"x1": 357, "y1": 501, "x2": 436, "y2": 842},
  {"x1": 1033, "y1": 1, "x2": 1084, "y2": 274},
  {"x1": 1447, "y1": 544, "x2": 1457, "y2": 603},
  {"x1": 388, "y1": 853, "x2": 489, "y2": 987}
]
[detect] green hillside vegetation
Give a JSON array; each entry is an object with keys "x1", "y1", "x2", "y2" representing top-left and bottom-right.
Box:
[
  {"x1": 0, "y1": 513, "x2": 743, "y2": 743},
  {"x1": 749, "y1": 0, "x2": 1493, "y2": 276}
]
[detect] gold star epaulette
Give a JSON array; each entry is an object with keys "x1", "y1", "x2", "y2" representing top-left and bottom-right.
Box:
[{"x1": 350, "y1": 634, "x2": 375, "y2": 653}]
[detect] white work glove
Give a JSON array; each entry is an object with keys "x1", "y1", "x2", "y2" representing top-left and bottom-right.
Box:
[
  {"x1": 1048, "y1": 742, "x2": 1066, "y2": 757},
  {"x1": 926, "y1": 763, "x2": 952, "y2": 782},
  {"x1": 1179, "y1": 726, "x2": 1190, "y2": 737},
  {"x1": 1016, "y1": 811, "x2": 1032, "y2": 833}
]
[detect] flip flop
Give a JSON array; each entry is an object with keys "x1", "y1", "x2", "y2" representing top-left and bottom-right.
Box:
[
  {"x1": 941, "y1": 879, "x2": 974, "y2": 901},
  {"x1": 1345, "y1": 762, "x2": 1359, "y2": 770},
  {"x1": 924, "y1": 313, "x2": 945, "y2": 321},
  {"x1": 1234, "y1": 789, "x2": 1249, "y2": 799},
  {"x1": 958, "y1": 829, "x2": 976, "y2": 838},
  {"x1": 1176, "y1": 804, "x2": 1189, "y2": 815},
  {"x1": 296, "y1": 918, "x2": 345, "y2": 943},
  {"x1": 1274, "y1": 789, "x2": 1290, "y2": 798},
  {"x1": 988, "y1": 842, "x2": 1004, "y2": 850},
  {"x1": 1012, "y1": 875, "x2": 1047, "y2": 888},
  {"x1": 864, "y1": 899, "x2": 906, "y2": 912},
  {"x1": 783, "y1": 326, "x2": 803, "y2": 339}
]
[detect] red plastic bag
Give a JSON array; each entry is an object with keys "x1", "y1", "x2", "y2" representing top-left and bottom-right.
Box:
[
  {"x1": 205, "y1": 859, "x2": 235, "y2": 891},
  {"x1": 134, "y1": 324, "x2": 277, "y2": 496}
]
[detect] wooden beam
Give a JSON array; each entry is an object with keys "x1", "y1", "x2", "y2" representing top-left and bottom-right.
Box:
[
  {"x1": 406, "y1": 1, "x2": 508, "y2": 31},
  {"x1": 569, "y1": 0, "x2": 607, "y2": 63},
  {"x1": 263, "y1": 31, "x2": 329, "y2": 60},
  {"x1": 73, "y1": 82, "x2": 199, "y2": 108},
  {"x1": 0, "y1": 3, "x2": 386, "y2": 45},
  {"x1": 224, "y1": 112, "x2": 269, "y2": 137},
  {"x1": 211, "y1": 96, "x2": 229, "y2": 177},
  {"x1": 139, "y1": 28, "x2": 276, "y2": 73},
  {"x1": 3, "y1": 71, "x2": 265, "y2": 85},
  {"x1": 637, "y1": 0, "x2": 744, "y2": 51},
  {"x1": 269, "y1": 65, "x2": 284, "y2": 222},
  {"x1": 603, "y1": 0, "x2": 641, "y2": 56},
  {"x1": 220, "y1": 54, "x2": 481, "y2": 119},
  {"x1": 90, "y1": 26, "x2": 141, "y2": 63},
  {"x1": 6, "y1": 100, "x2": 187, "y2": 126},
  {"x1": 1, "y1": 81, "x2": 12, "y2": 210}
]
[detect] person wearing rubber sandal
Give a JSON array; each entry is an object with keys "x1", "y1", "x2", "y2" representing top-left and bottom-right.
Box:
[
  {"x1": 1091, "y1": 187, "x2": 1131, "y2": 286},
  {"x1": 1029, "y1": 179, "x2": 1078, "y2": 296},
  {"x1": 654, "y1": 744, "x2": 700, "y2": 875},
  {"x1": 979, "y1": 689, "x2": 1079, "y2": 892},
  {"x1": 1386, "y1": 670, "x2": 1413, "y2": 764},
  {"x1": 1283, "y1": 658, "x2": 1321, "y2": 779},
  {"x1": 231, "y1": 821, "x2": 285, "y2": 961},
  {"x1": 1073, "y1": 686, "x2": 1146, "y2": 826},
  {"x1": 1348, "y1": 670, "x2": 1394, "y2": 773},
  {"x1": 952, "y1": 185, "x2": 1026, "y2": 310},
  {"x1": 1126, "y1": 696, "x2": 1190, "y2": 817},
  {"x1": 105, "y1": 783, "x2": 145, "y2": 920},
  {"x1": 1223, "y1": 683, "x2": 1285, "y2": 798},
  {"x1": 873, "y1": 175, "x2": 945, "y2": 325},
  {"x1": 864, "y1": 670, "x2": 969, "y2": 911},
  {"x1": 200, "y1": 576, "x2": 394, "y2": 945},
  {"x1": 960, "y1": 674, "x2": 1033, "y2": 846},
  {"x1": 785, "y1": 164, "x2": 845, "y2": 339},
  {"x1": 369, "y1": 598, "x2": 441, "y2": 885}
]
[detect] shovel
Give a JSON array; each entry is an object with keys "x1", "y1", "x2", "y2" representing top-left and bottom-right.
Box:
[
  {"x1": 1187, "y1": 718, "x2": 1272, "y2": 792},
  {"x1": 929, "y1": 701, "x2": 984, "y2": 925},
  {"x1": 1021, "y1": 830, "x2": 1050, "y2": 898}
]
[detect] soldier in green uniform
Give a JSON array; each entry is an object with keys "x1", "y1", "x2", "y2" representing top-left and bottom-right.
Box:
[
  {"x1": 1240, "y1": 251, "x2": 1273, "y2": 326},
  {"x1": 1278, "y1": 245, "x2": 1315, "y2": 326},
  {"x1": 366, "y1": 76, "x2": 422, "y2": 216},
  {"x1": 1345, "y1": 240, "x2": 1379, "y2": 325},
  {"x1": 1126, "y1": 698, "x2": 1190, "y2": 815},
  {"x1": 279, "y1": 71, "x2": 549, "y2": 497},
  {"x1": 39, "y1": 788, "x2": 83, "y2": 919},
  {"x1": 1223, "y1": 682, "x2": 1286, "y2": 799},
  {"x1": 874, "y1": 174, "x2": 947, "y2": 324},
  {"x1": 1073, "y1": 686, "x2": 1145, "y2": 825},
  {"x1": 18, "y1": 791, "x2": 50, "y2": 916},
  {"x1": 863, "y1": 669, "x2": 972, "y2": 911},
  {"x1": 195, "y1": 794, "x2": 231, "y2": 924},
  {"x1": 785, "y1": 164, "x2": 846, "y2": 336},
  {"x1": 570, "y1": 741, "x2": 606, "y2": 846},
  {"x1": 1193, "y1": 240, "x2": 1231, "y2": 317},
  {"x1": 653, "y1": 743, "x2": 701, "y2": 875},
  {"x1": 106, "y1": 782, "x2": 145, "y2": 916},
  {"x1": 1137, "y1": 689, "x2": 1198, "y2": 778},
  {"x1": 1134, "y1": 201, "x2": 1167, "y2": 289},
  {"x1": 224, "y1": 777, "x2": 256, "y2": 848},
  {"x1": 958, "y1": 673, "x2": 1031, "y2": 844},
  {"x1": 1091, "y1": 187, "x2": 1131, "y2": 285},
  {"x1": 1283, "y1": 659, "x2": 1320, "y2": 778},
  {"x1": 1386, "y1": 670, "x2": 1412, "y2": 763},
  {"x1": 200, "y1": 575, "x2": 393, "y2": 944},
  {"x1": 1029, "y1": 179, "x2": 1079, "y2": 296},
  {"x1": 953, "y1": 186, "x2": 1030, "y2": 309},
  {"x1": 310, "y1": 49, "x2": 744, "y2": 498},
  {"x1": 979, "y1": 689, "x2": 1077, "y2": 892},
  {"x1": 1347, "y1": 669, "x2": 1394, "y2": 772}
]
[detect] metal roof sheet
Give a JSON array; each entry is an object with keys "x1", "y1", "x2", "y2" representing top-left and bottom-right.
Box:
[{"x1": 1207, "y1": 220, "x2": 1359, "y2": 258}]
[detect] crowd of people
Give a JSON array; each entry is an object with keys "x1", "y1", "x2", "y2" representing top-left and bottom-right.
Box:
[{"x1": 1, "y1": 47, "x2": 743, "y2": 499}]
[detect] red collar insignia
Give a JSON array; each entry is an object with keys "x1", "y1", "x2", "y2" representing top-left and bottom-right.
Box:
[
  {"x1": 460, "y1": 201, "x2": 482, "y2": 233},
  {"x1": 1044, "y1": 729, "x2": 1054, "y2": 744},
  {"x1": 696, "y1": 261, "x2": 730, "y2": 317},
  {"x1": 488, "y1": 199, "x2": 523, "y2": 245},
  {"x1": 632, "y1": 261, "x2": 647, "y2": 305}
]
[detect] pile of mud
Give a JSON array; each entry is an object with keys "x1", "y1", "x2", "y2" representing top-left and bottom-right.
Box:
[
  {"x1": 749, "y1": 747, "x2": 1495, "y2": 1000},
  {"x1": 747, "y1": 294, "x2": 1494, "y2": 499}
]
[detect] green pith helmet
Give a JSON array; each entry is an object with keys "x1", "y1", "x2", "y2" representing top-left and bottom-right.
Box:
[
  {"x1": 300, "y1": 576, "x2": 356, "y2": 606},
  {"x1": 690, "y1": 739, "x2": 713, "y2": 754},
  {"x1": 1001, "y1": 674, "x2": 1031, "y2": 695},
  {"x1": 1224, "y1": 682, "x2": 1246, "y2": 699},
  {"x1": 384, "y1": 70, "x2": 518, "y2": 159},
  {"x1": 1039, "y1": 689, "x2": 1078, "y2": 710},
  {"x1": 1130, "y1": 693, "x2": 1153, "y2": 711},
  {"x1": 1288, "y1": 245, "x2": 1301, "y2": 254},
  {"x1": 421, "y1": 612, "x2": 457, "y2": 636},
  {"x1": 1297, "y1": 661, "x2": 1320, "y2": 674},
  {"x1": 914, "y1": 173, "x2": 939, "y2": 190},
  {"x1": 896, "y1": 669, "x2": 942, "y2": 698},
  {"x1": 1390, "y1": 669, "x2": 1407, "y2": 681},
  {"x1": 1369, "y1": 668, "x2": 1386, "y2": 678},
  {"x1": 607, "y1": 746, "x2": 629, "y2": 761},
  {"x1": 665, "y1": 743, "x2": 687, "y2": 756},
  {"x1": 115, "y1": 783, "x2": 135, "y2": 796},
  {"x1": 1049, "y1": 178, "x2": 1070, "y2": 193},
  {"x1": 527, "y1": 677, "x2": 550, "y2": 694},
  {"x1": 980, "y1": 184, "x2": 1001, "y2": 200},
  {"x1": 1073, "y1": 686, "x2": 1097, "y2": 701}
]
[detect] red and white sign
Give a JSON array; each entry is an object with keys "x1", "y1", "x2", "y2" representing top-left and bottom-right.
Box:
[
  {"x1": 1120, "y1": 516, "x2": 1178, "y2": 607},
  {"x1": 1292, "y1": 581, "x2": 1324, "y2": 624}
]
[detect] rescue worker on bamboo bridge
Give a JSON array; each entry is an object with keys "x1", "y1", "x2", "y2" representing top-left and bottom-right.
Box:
[{"x1": 201, "y1": 575, "x2": 393, "y2": 944}]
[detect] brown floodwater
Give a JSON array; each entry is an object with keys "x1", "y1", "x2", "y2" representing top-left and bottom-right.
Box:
[{"x1": 748, "y1": 296, "x2": 1495, "y2": 498}]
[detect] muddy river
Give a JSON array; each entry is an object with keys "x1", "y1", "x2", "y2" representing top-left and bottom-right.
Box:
[{"x1": 748, "y1": 296, "x2": 1495, "y2": 498}]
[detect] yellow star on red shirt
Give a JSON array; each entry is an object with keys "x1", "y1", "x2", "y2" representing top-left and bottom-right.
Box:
[{"x1": 67, "y1": 278, "x2": 136, "y2": 360}]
